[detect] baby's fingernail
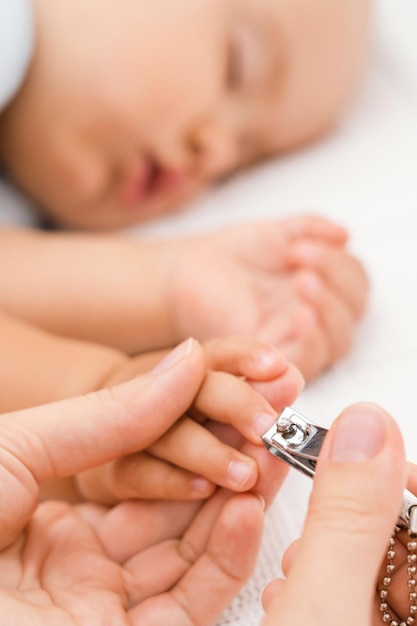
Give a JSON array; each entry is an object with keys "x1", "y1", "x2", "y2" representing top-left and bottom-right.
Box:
[
  {"x1": 228, "y1": 460, "x2": 256, "y2": 488},
  {"x1": 293, "y1": 242, "x2": 318, "y2": 263},
  {"x1": 256, "y1": 349, "x2": 287, "y2": 371},
  {"x1": 254, "y1": 412, "x2": 277, "y2": 436},
  {"x1": 331, "y1": 404, "x2": 387, "y2": 463},
  {"x1": 152, "y1": 338, "x2": 194, "y2": 374},
  {"x1": 190, "y1": 476, "x2": 213, "y2": 495}
]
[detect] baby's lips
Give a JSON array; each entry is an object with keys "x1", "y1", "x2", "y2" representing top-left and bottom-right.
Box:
[
  {"x1": 120, "y1": 158, "x2": 153, "y2": 207},
  {"x1": 120, "y1": 155, "x2": 187, "y2": 208}
]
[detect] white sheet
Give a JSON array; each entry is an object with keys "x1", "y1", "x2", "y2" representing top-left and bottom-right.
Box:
[{"x1": 1, "y1": 2, "x2": 416, "y2": 624}]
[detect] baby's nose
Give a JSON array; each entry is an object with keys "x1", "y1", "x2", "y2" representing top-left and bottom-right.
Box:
[{"x1": 187, "y1": 120, "x2": 239, "y2": 180}]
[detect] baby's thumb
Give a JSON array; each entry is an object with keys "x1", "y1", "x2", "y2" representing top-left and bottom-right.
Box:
[
  {"x1": 0, "y1": 338, "x2": 205, "y2": 483},
  {"x1": 264, "y1": 403, "x2": 406, "y2": 626}
]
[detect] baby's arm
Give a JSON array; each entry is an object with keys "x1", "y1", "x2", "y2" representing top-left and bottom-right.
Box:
[
  {"x1": 0, "y1": 307, "x2": 129, "y2": 412},
  {"x1": 0, "y1": 215, "x2": 368, "y2": 382},
  {"x1": 0, "y1": 227, "x2": 178, "y2": 352}
]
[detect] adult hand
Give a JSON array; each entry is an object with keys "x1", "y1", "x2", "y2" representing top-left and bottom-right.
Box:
[
  {"x1": 0, "y1": 338, "x2": 289, "y2": 625},
  {"x1": 77, "y1": 334, "x2": 303, "y2": 504},
  {"x1": 262, "y1": 403, "x2": 413, "y2": 625}
]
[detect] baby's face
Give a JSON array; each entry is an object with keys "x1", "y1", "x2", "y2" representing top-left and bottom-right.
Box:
[{"x1": 0, "y1": 0, "x2": 368, "y2": 229}]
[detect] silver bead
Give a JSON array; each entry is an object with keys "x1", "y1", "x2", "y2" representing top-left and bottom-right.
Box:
[
  {"x1": 409, "y1": 579, "x2": 417, "y2": 588},
  {"x1": 380, "y1": 602, "x2": 388, "y2": 612},
  {"x1": 383, "y1": 613, "x2": 392, "y2": 622},
  {"x1": 410, "y1": 567, "x2": 417, "y2": 576},
  {"x1": 408, "y1": 541, "x2": 417, "y2": 551},
  {"x1": 387, "y1": 550, "x2": 396, "y2": 560},
  {"x1": 409, "y1": 554, "x2": 417, "y2": 564},
  {"x1": 407, "y1": 618, "x2": 415, "y2": 625},
  {"x1": 410, "y1": 592, "x2": 417, "y2": 602},
  {"x1": 380, "y1": 589, "x2": 389, "y2": 599},
  {"x1": 384, "y1": 576, "x2": 393, "y2": 586},
  {"x1": 391, "y1": 621, "x2": 399, "y2": 626},
  {"x1": 411, "y1": 605, "x2": 417, "y2": 615},
  {"x1": 387, "y1": 564, "x2": 396, "y2": 574}
]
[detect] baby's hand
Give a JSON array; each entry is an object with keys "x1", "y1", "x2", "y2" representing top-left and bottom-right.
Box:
[
  {"x1": 168, "y1": 215, "x2": 368, "y2": 381},
  {"x1": 75, "y1": 336, "x2": 303, "y2": 504}
]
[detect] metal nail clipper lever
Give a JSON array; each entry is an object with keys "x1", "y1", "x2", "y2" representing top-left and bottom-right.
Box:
[{"x1": 261, "y1": 406, "x2": 417, "y2": 535}]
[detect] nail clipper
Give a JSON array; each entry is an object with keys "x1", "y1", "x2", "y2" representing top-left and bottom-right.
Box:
[{"x1": 261, "y1": 406, "x2": 417, "y2": 536}]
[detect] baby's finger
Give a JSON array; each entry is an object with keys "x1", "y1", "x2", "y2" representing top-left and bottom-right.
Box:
[
  {"x1": 281, "y1": 214, "x2": 348, "y2": 246},
  {"x1": 256, "y1": 297, "x2": 331, "y2": 380},
  {"x1": 202, "y1": 335, "x2": 289, "y2": 381},
  {"x1": 277, "y1": 304, "x2": 330, "y2": 381},
  {"x1": 291, "y1": 242, "x2": 369, "y2": 319},
  {"x1": 240, "y1": 439, "x2": 290, "y2": 509},
  {"x1": 76, "y1": 452, "x2": 216, "y2": 505},
  {"x1": 295, "y1": 269, "x2": 354, "y2": 361},
  {"x1": 249, "y1": 362, "x2": 304, "y2": 411},
  {"x1": 192, "y1": 370, "x2": 288, "y2": 445},
  {"x1": 149, "y1": 416, "x2": 258, "y2": 492}
]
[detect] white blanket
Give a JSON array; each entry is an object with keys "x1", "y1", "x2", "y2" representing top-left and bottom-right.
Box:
[{"x1": 1, "y1": 2, "x2": 416, "y2": 623}]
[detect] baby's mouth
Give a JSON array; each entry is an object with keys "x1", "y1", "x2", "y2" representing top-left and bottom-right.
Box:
[{"x1": 120, "y1": 156, "x2": 185, "y2": 209}]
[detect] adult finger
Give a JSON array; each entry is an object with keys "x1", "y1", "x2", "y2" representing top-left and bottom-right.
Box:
[
  {"x1": 0, "y1": 338, "x2": 205, "y2": 482},
  {"x1": 263, "y1": 403, "x2": 406, "y2": 626},
  {"x1": 0, "y1": 339, "x2": 206, "y2": 547},
  {"x1": 94, "y1": 499, "x2": 202, "y2": 564}
]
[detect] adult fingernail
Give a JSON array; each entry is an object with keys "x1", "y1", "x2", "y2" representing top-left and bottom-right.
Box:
[
  {"x1": 331, "y1": 404, "x2": 387, "y2": 463},
  {"x1": 152, "y1": 338, "x2": 194, "y2": 374}
]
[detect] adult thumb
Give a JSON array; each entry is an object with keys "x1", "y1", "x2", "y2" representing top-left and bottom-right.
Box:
[
  {"x1": 263, "y1": 403, "x2": 406, "y2": 626},
  {"x1": 0, "y1": 338, "x2": 205, "y2": 546},
  {"x1": 1, "y1": 338, "x2": 206, "y2": 480}
]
